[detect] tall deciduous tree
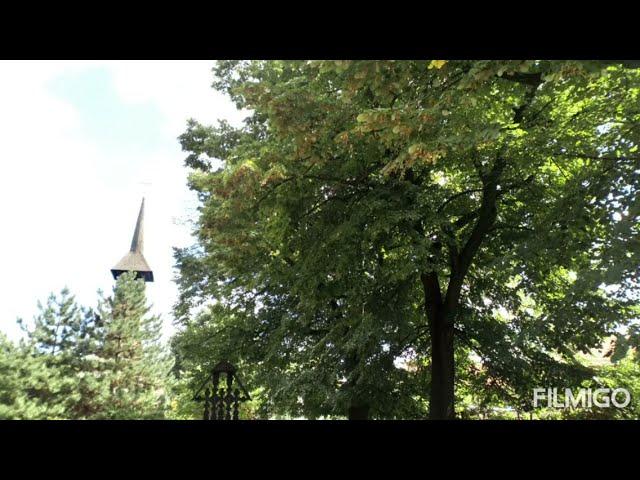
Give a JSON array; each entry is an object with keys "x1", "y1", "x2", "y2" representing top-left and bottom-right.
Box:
[{"x1": 176, "y1": 60, "x2": 639, "y2": 419}]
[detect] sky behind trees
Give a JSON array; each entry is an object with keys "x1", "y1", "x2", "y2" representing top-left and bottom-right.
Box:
[{"x1": 0, "y1": 60, "x2": 243, "y2": 340}]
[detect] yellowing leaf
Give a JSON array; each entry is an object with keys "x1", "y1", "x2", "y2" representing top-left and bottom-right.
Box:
[
  {"x1": 429, "y1": 60, "x2": 447, "y2": 70},
  {"x1": 408, "y1": 144, "x2": 421, "y2": 155}
]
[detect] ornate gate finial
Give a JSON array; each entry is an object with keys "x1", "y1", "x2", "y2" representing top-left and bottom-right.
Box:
[{"x1": 194, "y1": 361, "x2": 251, "y2": 420}]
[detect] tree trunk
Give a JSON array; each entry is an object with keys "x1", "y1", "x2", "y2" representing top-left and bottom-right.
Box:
[
  {"x1": 421, "y1": 272, "x2": 455, "y2": 420},
  {"x1": 348, "y1": 403, "x2": 370, "y2": 420},
  {"x1": 344, "y1": 350, "x2": 370, "y2": 420},
  {"x1": 429, "y1": 309, "x2": 455, "y2": 419},
  {"x1": 419, "y1": 148, "x2": 511, "y2": 419}
]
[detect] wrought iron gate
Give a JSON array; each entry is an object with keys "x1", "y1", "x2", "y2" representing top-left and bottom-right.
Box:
[{"x1": 194, "y1": 361, "x2": 251, "y2": 420}]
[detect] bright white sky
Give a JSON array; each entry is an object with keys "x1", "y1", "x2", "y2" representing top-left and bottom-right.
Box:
[{"x1": 0, "y1": 60, "x2": 245, "y2": 341}]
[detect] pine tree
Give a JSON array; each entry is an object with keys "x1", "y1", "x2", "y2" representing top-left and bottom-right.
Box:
[
  {"x1": 22, "y1": 288, "x2": 84, "y2": 355},
  {"x1": 14, "y1": 288, "x2": 104, "y2": 418},
  {"x1": 97, "y1": 272, "x2": 173, "y2": 419},
  {"x1": 2, "y1": 281, "x2": 173, "y2": 419},
  {"x1": 0, "y1": 333, "x2": 64, "y2": 419}
]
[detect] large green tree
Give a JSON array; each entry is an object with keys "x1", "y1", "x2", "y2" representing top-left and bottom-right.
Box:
[
  {"x1": 0, "y1": 332, "x2": 62, "y2": 419},
  {"x1": 175, "y1": 60, "x2": 639, "y2": 419},
  {"x1": 1, "y1": 288, "x2": 104, "y2": 419},
  {"x1": 97, "y1": 272, "x2": 173, "y2": 419},
  {"x1": 1, "y1": 279, "x2": 173, "y2": 419}
]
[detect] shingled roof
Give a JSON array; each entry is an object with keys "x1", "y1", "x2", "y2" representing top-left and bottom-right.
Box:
[{"x1": 111, "y1": 198, "x2": 154, "y2": 282}]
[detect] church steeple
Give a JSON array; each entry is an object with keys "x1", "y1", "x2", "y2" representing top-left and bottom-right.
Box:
[
  {"x1": 111, "y1": 198, "x2": 154, "y2": 282},
  {"x1": 130, "y1": 197, "x2": 145, "y2": 253}
]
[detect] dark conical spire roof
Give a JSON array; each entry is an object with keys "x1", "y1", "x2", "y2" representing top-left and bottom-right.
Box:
[
  {"x1": 130, "y1": 197, "x2": 145, "y2": 253},
  {"x1": 111, "y1": 198, "x2": 154, "y2": 282}
]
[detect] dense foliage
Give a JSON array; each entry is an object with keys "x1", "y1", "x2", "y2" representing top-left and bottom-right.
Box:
[
  {"x1": 1, "y1": 60, "x2": 638, "y2": 420},
  {"x1": 0, "y1": 273, "x2": 173, "y2": 419},
  {"x1": 173, "y1": 60, "x2": 640, "y2": 419},
  {"x1": 96, "y1": 272, "x2": 173, "y2": 419}
]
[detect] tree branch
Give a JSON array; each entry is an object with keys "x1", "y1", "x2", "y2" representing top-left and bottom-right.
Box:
[
  {"x1": 501, "y1": 72, "x2": 543, "y2": 88},
  {"x1": 442, "y1": 74, "x2": 544, "y2": 320},
  {"x1": 437, "y1": 188, "x2": 483, "y2": 214},
  {"x1": 446, "y1": 156, "x2": 505, "y2": 312},
  {"x1": 490, "y1": 223, "x2": 535, "y2": 233}
]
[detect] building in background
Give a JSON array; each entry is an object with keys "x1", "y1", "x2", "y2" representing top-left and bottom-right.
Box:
[{"x1": 111, "y1": 198, "x2": 154, "y2": 282}]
